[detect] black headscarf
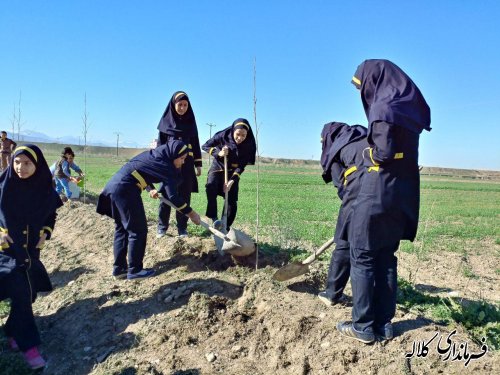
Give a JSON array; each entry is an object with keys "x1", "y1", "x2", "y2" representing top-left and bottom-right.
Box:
[
  {"x1": 157, "y1": 91, "x2": 198, "y2": 137},
  {"x1": 352, "y1": 59, "x2": 431, "y2": 134},
  {"x1": 0, "y1": 144, "x2": 63, "y2": 229},
  {"x1": 131, "y1": 139, "x2": 189, "y2": 180},
  {"x1": 320, "y1": 122, "x2": 367, "y2": 182},
  {"x1": 213, "y1": 118, "x2": 257, "y2": 165}
]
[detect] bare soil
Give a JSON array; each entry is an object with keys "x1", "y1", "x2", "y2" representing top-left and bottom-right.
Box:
[{"x1": 3, "y1": 202, "x2": 498, "y2": 374}]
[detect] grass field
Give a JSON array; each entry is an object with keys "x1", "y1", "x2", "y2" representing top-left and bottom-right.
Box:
[{"x1": 40, "y1": 148, "x2": 500, "y2": 257}]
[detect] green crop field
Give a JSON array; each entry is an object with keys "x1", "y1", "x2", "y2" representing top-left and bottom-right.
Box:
[{"x1": 39, "y1": 146, "x2": 500, "y2": 257}]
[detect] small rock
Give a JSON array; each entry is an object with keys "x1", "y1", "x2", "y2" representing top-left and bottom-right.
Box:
[
  {"x1": 205, "y1": 352, "x2": 217, "y2": 363},
  {"x1": 319, "y1": 312, "x2": 326, "y2": 319},
  {"x1": 448, "y1": 291, "x2": 459, "y2": 297},
  {"x1": 83, "y1": 346, "x2": 92, "y2": 352},
  {"x1": 162, "y1": 288, "x2": 172, "y2": 296},
  {"x1": 124, "y1": 298, "x2": 134, "y2": 303},
  {"x1": 231, "y1": 345, "x2": 242, "y2": 353},
  {"x1": 68, "y1": 280, "x2": 75, "y2": 286},
  {"x1": 164, "y1": 296, "x2": 174, "y2": 303}
]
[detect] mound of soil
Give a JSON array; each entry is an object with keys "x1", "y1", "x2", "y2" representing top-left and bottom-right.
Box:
[{"x1": 1, "y1": 201, "x2": 498, "y2": 374}]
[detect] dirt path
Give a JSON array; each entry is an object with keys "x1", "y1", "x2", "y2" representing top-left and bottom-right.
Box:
[{"x1": 3, "y1": 202, "x2": 498, "y2": 374}]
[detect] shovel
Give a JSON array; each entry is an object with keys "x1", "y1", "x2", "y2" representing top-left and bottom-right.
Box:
[
  {"x1": 156, "y1": 195, "x2": 241, "y2": 255},
  {"x1": 221, "y1": 155, "x2": 229, "y2": 232},
  {"x1": 273, "y1": 237, "x2": 335, "y2": 281}
]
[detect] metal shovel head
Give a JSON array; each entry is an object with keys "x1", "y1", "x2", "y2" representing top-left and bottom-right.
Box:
[
  {"x1": 224, "y1": 228, "x2": 256, "y2": 256},
  {"x1": 273, "y1": 262, "x2": 310, "y2": 281}
]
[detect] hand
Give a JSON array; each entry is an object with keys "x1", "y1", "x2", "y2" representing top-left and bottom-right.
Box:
[
  {"x1": 70, "y1": 177, "x2": 79, "y2": 183},
  {"x1": 36, "y1": 233, "x2": 48, "y2": 249},
  {"x1": 79, "y1": 172, "x2": 85, "y2": 177},
  {"x1": 223, "y1": 179, "x2": 234, "y2": 193},
  {"x1": 187, "y1": 210, "x2": 201, "y2": 225},
  {"x1": 149, "y1": 189, "x2": 159, "y2": 199},
  {"x1": 196, "y1": 167, "x2": 202, "y2": 177},
  {"x1": 218, "y1": 146, "x2": 229, "y2": 157},
  {"x1": 0, "y1": 232, "x2": 13, "y2": 248}
]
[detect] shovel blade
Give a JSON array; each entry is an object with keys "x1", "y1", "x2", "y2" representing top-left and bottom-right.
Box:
[
  {"x1": 273, "y1": 262, "x2": 310, "y2": 282},
  {"x1": 224, "y1": 228, "x2": 255, "y2": 256}
]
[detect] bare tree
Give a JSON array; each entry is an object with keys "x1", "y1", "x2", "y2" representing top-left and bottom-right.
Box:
[
  {"x1": 206, "y1": 123, "x2": 216, "y2": 165},
  {"x1": 113, "y1": 132, "x2": 121, "y2": 157},
  {"x1": 9, "y1": 103, "x2": 16, "y2": 138},
  {"x1": 253, "y1": 57, "x2": 260, "y2": 271},
  {"x1": 82, "y1": 93, "x2": 90, "y2": 203},
  {"x1": 15, "y1": 91, "x2": 24, "y2": 141}
]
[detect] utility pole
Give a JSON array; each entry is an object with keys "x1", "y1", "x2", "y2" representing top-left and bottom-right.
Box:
[
  {"x1": 114, "y1": 132, "x2": 121, "y2": 157},
  {"x1": 206, "y1": 123, "x2": 216, "y2": 165}
]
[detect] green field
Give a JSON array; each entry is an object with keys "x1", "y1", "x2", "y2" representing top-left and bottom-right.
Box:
[{"x1": 39, "y1": 147, "x2": 500, "y2": 257}]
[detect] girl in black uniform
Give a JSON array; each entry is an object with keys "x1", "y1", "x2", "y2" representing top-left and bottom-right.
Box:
[
  {"x1": 318, "y1": 122, "x2": 368, "y2": 307},
  {"x1": 202, "y1": 118, "x2": 256, "y2": 231},
  {"x1": 0, "y1": 145, "x2": 63, "y2": 370},
  {"x1": 97, "y1": 140, "x2": 201, "y2": 280},
  {"x1": 156, "y1": 91, "x2": 202, "y2": 237},
  {"x1": 337, "y1": 59, "x2": 431, "y2": 343}
]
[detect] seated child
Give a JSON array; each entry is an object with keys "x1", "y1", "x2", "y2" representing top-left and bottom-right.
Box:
[
  {"x1": 202, "y1": 118, "x2": 256, "y2": 231},
  {"x1": 96, "y1": 140, "x2": 201, "y2": 280},
  {"x1": 0, "y1": 144, "x2": 63, "y2": 370},
  {"x1": 318, "y1": 122, "x2": 368, "y2": 306},
  {"x1": 51, "y1": 146, "x2": 84, "y2": 201}
]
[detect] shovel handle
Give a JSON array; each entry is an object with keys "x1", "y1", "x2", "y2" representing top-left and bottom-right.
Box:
[
  {"x1": 156, "y1": 195, "x2": 233, "y2": 242},
  {"x1": 302, "y1": 237, "x2": 336, "y2": 265}
]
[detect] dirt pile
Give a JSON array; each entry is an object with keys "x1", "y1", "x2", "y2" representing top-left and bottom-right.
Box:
[{"x1": 1, "y1": 201, "x2": 498, "y2": 374}]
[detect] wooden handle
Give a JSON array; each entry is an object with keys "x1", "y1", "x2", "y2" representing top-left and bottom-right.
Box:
[
  {"x1": 158, "y1": 196, "x2": 232, "y2": 242},
  {"x1": 302, "y1": 238, "x2": 336, "y2": 265}
]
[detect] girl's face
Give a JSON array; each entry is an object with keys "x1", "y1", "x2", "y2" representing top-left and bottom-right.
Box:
[
  {"x1": 174, "y1": 100, "x2": 189, "y2": 116},
  {"x1": 173, "y1": 154, "x2": 187, "y2": 169},
  {"x1": 233, "y1": 129, "x2": 248, "y2": 145},
  {"x1": 14, "y1": 154, "x2": 36, "y2": 179}
]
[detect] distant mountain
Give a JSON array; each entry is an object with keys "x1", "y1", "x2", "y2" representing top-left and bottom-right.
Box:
[{"x1": 8, "y1": 129, "x2": 147, "y2": 148}]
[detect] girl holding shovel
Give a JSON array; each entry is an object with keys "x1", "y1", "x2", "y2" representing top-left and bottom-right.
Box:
[
  {"x1": 96, "y1": 140, "x2": 201, "y2": 280},
  {"x1": 202, "y1": 118, "x2": 256, "y2": 232},
  {"x1": 318, "y1": 122, "x2": 368, "y2": 306}
]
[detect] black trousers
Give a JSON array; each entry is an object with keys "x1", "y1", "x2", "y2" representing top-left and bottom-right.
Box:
[
  {"x1": 158, "y1": 174, "x2": 194, "y2": 233},
  {"x1": 324, "y1": 239, "x2": 350, "y2": 301},
  {"x1": 205, "y1": 171, "x2": 239, "y2": 231},
  {"x1": 350, "y1": 242, "x2": 399, "y2": 333},
  {"x1": 0, "y1": 270, "x2": 40, "y2": 351},
  {"x1": 112, "y1": 191, "x2": 148, "y2": 274}
]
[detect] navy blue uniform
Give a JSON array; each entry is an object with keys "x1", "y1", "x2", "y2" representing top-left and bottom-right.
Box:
[
  {"x1": 0, "y1": 145, "x2": 63, "y2": 351},
  {"x1": 156, "y1": 91, "x2": 202, "y2": 235},
  {"x1": 202, "y1": 119, "x2": 256, "y2": 231},
  {"x1": 320, "y1": 122, "x2": 368, "y2": 302},
  {"x1": 96, "y1": 141, "x2": 191, "y2": 275},
  {"x1": 347, "y1": 59, "x2": 431, "y2": 336}
]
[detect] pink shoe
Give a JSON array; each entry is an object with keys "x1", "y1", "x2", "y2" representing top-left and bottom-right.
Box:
[
  {"x1": 8, "y1": 337, "x2": 19, "y2": 351},
  {"x1": 23, "y1": 346, "x2": 46, "y2": 370}
]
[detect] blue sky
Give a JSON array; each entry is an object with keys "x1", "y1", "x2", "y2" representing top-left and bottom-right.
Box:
[{"x1": 1, "y1": 0, "x2": 499, "y2": 170}]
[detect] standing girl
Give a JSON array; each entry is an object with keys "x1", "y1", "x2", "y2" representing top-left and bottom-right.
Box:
[
  {"x1": 0, "y1": 145, "x2": 63, "y2": 369},
  {"x1": 202, "y1": 118, "x2": 256, "y2": 231},
  {"x1": 96, "y1": 140, "x2": 201, "y2": 280},
  {"x1": 337, "y1": 59, "x2": 431, "y2": 343},
  {"x1": 156, "y1": 91, "x2": 202, "y2": 238}
]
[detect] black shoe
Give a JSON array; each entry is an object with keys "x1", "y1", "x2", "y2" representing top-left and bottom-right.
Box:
[
  {"x1": 318, "y1": 291, "x2": 350, "y2": 307},
  {"x1": 336, "y1": 321, "x2": 375, "y2": 344},
  {"x1": 127, "y1": 268, "x2": 156, "y2": 280},
  {"x1": 375, "y1": 322, "x2": 394, "y2": 341},
  {"x1": 177, "y1": 229, "x2": 188, "y2": 238},
  {"x1": 112, "y1": 267, "x2": 128, "y2": 279}
]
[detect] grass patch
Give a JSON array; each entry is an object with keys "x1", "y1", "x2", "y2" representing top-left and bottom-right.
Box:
[{"x1": 398, "y1": 278, "x2": 500, "y2": 350}]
